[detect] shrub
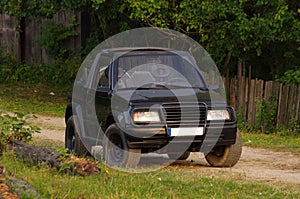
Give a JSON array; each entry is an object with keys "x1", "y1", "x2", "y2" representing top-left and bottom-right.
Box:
[
  {"x1": 36, "y1": 16, "x2": 79, "y2": 60},
  {"x1": 0, "y1": 110, "x2": 41, "y2": 145},
  {"x1": 277, "y1": 69, "x2": 300, "y2": 84},
  {"x1": 0, "y1": 50, "x2": 81, "y2": 86},
  {"x1": 255, "y1": 97, "x2": 278, "y2": 134}
]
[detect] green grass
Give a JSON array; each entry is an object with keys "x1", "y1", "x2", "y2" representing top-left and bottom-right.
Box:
[
  {"x1": 242, "y1": 132, "x2": 300, "y2": 153},
  {"x1": 1, "y1": 153, "x2": 299, "y2": 199},
  {"x1": 1, "y1": 83, "x2": 300, "y2": 198},
  {"x1": 0, "y1": 83, "x2": 69, "y2": 117}
]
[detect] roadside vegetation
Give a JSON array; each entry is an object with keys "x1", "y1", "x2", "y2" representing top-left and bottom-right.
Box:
[
  {"x1": 1, "y1": 151, "x2": 299, "y2": 199},
  {"x1": 1, "y1": 81, "x2": 299, "y2": 152},
  {"x1": 1, "y1": 82, "x2": 299, "y2": 198},
  {"x1": 0, "y1": 83, "x2": 67, "y2": 117},
  {"x1": 242, "y1": 133, "x2": 300, "y2": 153}
]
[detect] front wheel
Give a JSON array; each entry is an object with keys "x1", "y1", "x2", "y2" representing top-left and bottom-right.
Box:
[
  {"x1": 65, "y1": 116, "x2": 88, "y2": 156},
  {"x1": 205, "y1": 130, "x2": 242, "y2": 167},
  {"x1": 103, "y1": 124, "x2": 141, "y2": 168}
]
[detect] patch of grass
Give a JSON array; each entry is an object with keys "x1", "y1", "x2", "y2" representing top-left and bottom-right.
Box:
[
  {"x1": 0, "y1": 83, "x2": 69, "y2": 117},
  {"x1": 1, "y1": 153, "x2": 299, "y2": 199},
  {"x1": 242, "y1": 132, "x2": 300, "y2": 153},
  {"x1": 29, "y1": 138, "x2": 64, "y2": 150}
]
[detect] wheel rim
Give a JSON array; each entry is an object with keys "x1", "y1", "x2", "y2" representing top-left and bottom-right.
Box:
[
  {"x1": 210, "y1": 146, "x2": 225, "y2": 157},
  {"x1": 109, "y1": 134, "x2": 124, "y2": 162},
  {"x1": 66, "y1": 124, "x2": 75, "y2": 151}
]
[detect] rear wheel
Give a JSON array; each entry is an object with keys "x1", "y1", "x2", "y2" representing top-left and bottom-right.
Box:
[
  {"x1": 65, "y1": 116, "x2": 88, "y2": 156},
  {"x1": 103, "y1": 124, "x2": 141, "y2": 168},
  {"x1": 205, "y1": 130, "x2": 242, "y2": 167},
  {"x1": 167, "y1": 151, "x2": 190, "y2": 160}
]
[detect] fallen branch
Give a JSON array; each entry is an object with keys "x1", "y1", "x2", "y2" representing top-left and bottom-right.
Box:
[{"x1": 6, "y1": 140, "x2": 101, "y2": 176}]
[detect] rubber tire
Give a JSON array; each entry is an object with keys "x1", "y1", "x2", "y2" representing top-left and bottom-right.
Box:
[
  {"x1": 205, "y1": 130, "x2": 242, "y2": 167},
  {"x1": 167, "y1": 151, "x2": 191, "y2": 160},
  {"x1": 65, "y1": 116, "x2": 88, "y2": 157},
  {"x1": 103, "y1": 124, "x2": 141, "y2": 168}
]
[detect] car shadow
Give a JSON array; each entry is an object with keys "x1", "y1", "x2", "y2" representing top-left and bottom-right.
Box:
[{"x1": 138, "y1": 153, "x2": 210, "y2": 169}]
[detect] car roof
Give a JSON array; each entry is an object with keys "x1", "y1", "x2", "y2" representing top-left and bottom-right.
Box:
[{"x1": 100, "y1": 47, "x2": 192, "y2": 58}]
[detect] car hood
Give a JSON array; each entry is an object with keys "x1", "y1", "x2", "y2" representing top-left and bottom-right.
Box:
[{"x1": 112, "y1": 88, "x2": 227, "y2": 107}]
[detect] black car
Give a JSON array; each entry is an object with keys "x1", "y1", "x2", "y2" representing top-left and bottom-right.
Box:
[{"x1": 65, "y1": 48, "x2": 242, "y2": 168}]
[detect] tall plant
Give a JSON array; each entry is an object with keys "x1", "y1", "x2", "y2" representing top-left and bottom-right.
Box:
[{"x1": 0, "y1": 110, "x2": 41, "y2": 149}]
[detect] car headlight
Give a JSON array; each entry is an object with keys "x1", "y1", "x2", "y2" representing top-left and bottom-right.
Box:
[
  {"x1": 207, "y1": 110, "x2": 230, "y2": 121},
  {"x1": 132, "y1": 110, "x2": 161, "y2": 123}
]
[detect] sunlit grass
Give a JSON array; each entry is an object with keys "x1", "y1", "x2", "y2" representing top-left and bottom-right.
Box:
[
  {"x1": 0, "y1": 83, "x2": 69, "y2": 116},
  {"x1": 1, "y1": 152, "x2": 299, "y2": 199},
  {"x1": 242, "y1": 132, "x2": 300, "y2": 153}
]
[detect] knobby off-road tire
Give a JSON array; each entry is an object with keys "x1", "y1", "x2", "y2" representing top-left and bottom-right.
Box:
[
  {"x1": 205, "y1": 130, "x2": 242, "y2": 167},
  {"x1": 167, "y1": 151, "x2": 191, "y2": 160},
  {"x1": 65, "y1": 116, "x2": 88, "y2": 157},
  {"x1": 103, "y1": 124, "x2": 141, "y2": 169}
]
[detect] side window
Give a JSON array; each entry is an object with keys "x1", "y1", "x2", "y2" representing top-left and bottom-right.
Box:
[
  {"x1": 95, "y1": 53, "x2": 113, "y2": 88},
  {"x1": 98, "y1": 67, "x2": 109, "y2": 87}
]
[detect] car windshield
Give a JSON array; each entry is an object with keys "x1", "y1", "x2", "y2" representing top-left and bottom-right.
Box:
[{"x1": 116, "y1": 52, "x2": 207, "y2": 89}]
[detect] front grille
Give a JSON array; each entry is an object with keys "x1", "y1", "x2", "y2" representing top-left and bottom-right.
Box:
[{"x1": 162, "y1": 103, "x2": 207, "y2": 127}]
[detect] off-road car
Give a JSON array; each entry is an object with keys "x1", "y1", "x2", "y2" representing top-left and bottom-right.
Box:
[{"x1": 65, "y1": 48, "x2": 242, "y2": 168}]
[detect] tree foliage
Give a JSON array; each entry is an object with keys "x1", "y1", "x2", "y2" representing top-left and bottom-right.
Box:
[
  {"x1": 126, "y1": 0, "x2": 300, "y2": 78},
  {"x1": 0, "y1": 0, "x2": 89, "y2": 19},
  {"x1": 0, "y1": 0, "x2": 299, "y2": 79}
]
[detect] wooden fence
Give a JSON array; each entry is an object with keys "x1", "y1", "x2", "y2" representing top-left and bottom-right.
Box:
[
  {"x1": 0, "y1": 12, "x2": 82, "y2": 64},
  {"x1": 224, "y1": 76, "x2": 300, "y2": 128},
  {"x1": 0, "y1": 14, "x2": 18, "y2": 57}
]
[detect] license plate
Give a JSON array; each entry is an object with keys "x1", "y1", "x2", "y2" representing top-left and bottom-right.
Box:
[{"x1": 167, "y1": 127, "x2": 204, "y2": 136}]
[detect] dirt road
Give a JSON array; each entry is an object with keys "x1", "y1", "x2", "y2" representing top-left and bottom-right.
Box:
[{"x1": 31, "y1": 115, "x2": 300, "y2": 186}]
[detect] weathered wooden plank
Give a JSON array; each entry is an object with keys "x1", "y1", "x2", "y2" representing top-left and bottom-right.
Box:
[
  {"x1": 244, "y1": 77, "x2": 249, "y2": 120},
  {"x1": 296, "y1": 84, "x2": 300, "y2": 123},
  {"x1": 265, "y1": 81, "x2": 272, "y2": 101},
  {"x1": 241, "y1": 76, "x2": 247, "y2": 120},
  {"x1": 230, "y1": 77, "x2": 236, "y2": 108},
  {"x1": 0, "y1": 14, "x2": 18, "y2": 56},
  {"x1": 248, "y1": 79, "x2": 256, "y2": 125},
  {"x1": 276, "y1": 83, "x2": 282, "y2": 127},
  {"x1": 288, "y1": 84, "x2": 296, "y2": 124},
  {"x1": 284, "y1": 84, "x2": 291, "y2": 126},
  {"x1": 278, "y1": 84, "x2": 289, "y2": 126}
]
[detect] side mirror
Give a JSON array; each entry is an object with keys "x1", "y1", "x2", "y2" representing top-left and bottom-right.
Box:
[{"x1": 207, "y1": 85, "x2": 219, "y2": 90}]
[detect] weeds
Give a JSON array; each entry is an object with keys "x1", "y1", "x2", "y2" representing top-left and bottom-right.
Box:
[
  {"x1": 238, "y1": 97, "x2": 299, "y2": 136},
  {"x1": 0, "y1": 110, "x2": 41, "y2": 145},
  {"x1": 255, "y1": 97, "x2": 277, "y2": 134}
]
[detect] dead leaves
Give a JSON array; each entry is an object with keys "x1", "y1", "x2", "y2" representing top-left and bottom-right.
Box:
[{"x1": 0, "y1": 166, "x2": 20, "y2": 199}]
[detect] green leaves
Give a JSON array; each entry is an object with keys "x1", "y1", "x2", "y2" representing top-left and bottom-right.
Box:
[
  {"x1": 36, "y1": 16, "x2": 79, "y2": 59},
  {"x1": 277, "y1": 69, "x2": 300, "y2": 84},
  {"x1": 126, "y1": 0, "x2": 299, "y2": 73},
  {"x1": 0, "y1": 0, "x2": 299, "y2": 80},
  {"x1": 0, "y1": 110, "x2": 41, "y2": 145}
]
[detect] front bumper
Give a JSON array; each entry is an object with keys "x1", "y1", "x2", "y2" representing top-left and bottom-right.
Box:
[{"x1": 123, "y1": 123, "x2": 237, "y2": 152}]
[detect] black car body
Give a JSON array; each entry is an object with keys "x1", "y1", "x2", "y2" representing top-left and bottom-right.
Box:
[{"x1": 65, "y1": 48, "x2": 242, "y2": 168}]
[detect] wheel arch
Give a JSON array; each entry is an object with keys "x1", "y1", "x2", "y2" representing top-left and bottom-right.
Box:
[
  {"x1": 65, "y1": 105, "x2": 73, "y2": 124},
  {"x1": 105, "y1": 114, "x2": 115, "y2": 131}
]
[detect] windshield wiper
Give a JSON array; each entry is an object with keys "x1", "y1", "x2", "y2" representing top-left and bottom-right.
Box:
[
  {"x1": 162, "y1": 85, "x2": 209, "y2": 90},
  {"x1": 136, "y1": 83, "x2": 167, "y2": 90}
]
